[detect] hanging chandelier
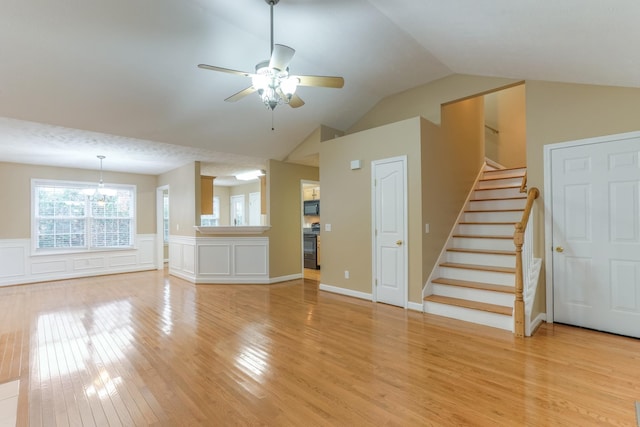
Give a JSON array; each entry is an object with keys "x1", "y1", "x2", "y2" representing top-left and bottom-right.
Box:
[{"x1": 82, "y1": 155, "x2": 116, "y2": 203}]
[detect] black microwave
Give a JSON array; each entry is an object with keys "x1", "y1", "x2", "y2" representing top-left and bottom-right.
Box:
[{"x1": 304, "y1": 200, "x2": 320, "y2": 216}]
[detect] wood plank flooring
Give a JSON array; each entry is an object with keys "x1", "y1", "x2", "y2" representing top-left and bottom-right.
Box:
[{"x1": 0, "y1": 270, "x2": 639, "y2": 426}]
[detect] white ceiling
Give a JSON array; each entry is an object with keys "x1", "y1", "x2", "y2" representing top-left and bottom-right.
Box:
[{"x1": 1, "y1": 0, "x2": 639, "y2": 176}]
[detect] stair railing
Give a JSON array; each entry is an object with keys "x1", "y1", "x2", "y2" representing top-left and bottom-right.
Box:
[{"x1": 513, "y1": 186, "x2": 539, "y2": 337}]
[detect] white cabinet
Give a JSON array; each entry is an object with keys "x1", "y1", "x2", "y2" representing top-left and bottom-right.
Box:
[{"x1": 303, "y1": 186, "x2": 320, "y2": 201}]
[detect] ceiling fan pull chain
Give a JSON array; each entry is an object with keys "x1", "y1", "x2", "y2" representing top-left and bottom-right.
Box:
[{"x1": 271, "y1": 110, "x2": 275, "y2": 131}]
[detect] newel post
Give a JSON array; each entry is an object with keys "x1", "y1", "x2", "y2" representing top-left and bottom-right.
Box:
[{"x1": 514, "y1": 223, "x2": 525, "y2": 338}]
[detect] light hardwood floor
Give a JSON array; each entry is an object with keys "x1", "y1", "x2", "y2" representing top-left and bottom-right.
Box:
[{"x1": 0, "y1": 270, "x2": 638, "y2": 426}]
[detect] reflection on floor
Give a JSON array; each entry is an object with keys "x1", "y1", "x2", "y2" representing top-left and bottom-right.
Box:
[
  {"x1": 303, "y1": 268, "x2": 320, "y2": 282},
  {"x1": 2, "y1": 270, "x2": 640, "y2": 425}
]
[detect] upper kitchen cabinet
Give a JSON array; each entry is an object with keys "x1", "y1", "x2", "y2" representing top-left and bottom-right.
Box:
[{"x1": 303, "y1": 186, "x2": 320, "y2": 201}]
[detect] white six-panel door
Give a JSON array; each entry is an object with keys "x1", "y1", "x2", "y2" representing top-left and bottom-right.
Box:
[
  {"x1": 550, "y1": 134, "x2": 640, "y2": 338},
  {"x1": 372, "y1": 156, "x2": 407, "y2": 308}
]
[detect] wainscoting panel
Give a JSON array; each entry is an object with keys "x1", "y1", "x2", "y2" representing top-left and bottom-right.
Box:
[
  {"x1": 0, "y1": 235, "x2": 158, "y2": 287},
  {"x1": 234, "y1": 243, "x2": 268, "y2": 276},
  {"x1": 168, "y1": 236, "x2": 196, "y2": 282},
  {"x1": 31, "y1": 259, "x2": 68, "y2": 275},
  {"x1": 0, "y1": 241, "x2": 27, "y2": 279},
  {"x1": 138, "y1": 237, "x2": 156, "y2": 265},
  {"x1": 109, "y1": 255, "x2": 138, "y2": 268},
  {"x1": 73, "y1": 257, "x2": 106, "y2": 271},
  {"x1": 171, "y1": 237, "x2": 270, "y2": 284},
  {"x1": 198, "y1": 244, "x2": 231, "y2": 276}
]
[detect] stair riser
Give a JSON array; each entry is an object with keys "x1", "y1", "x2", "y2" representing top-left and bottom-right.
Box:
[
  {"x1": 446, "y1": 251, "x2": 516, "y2": 268},
  {"x1": 463, "y1": 211, "x2": 523, "y2": 223},
  {"x1": 431, "y1": 284, "x2": 515, "y2": 306},
  {"x1": 457, "y1": 223, "x2": 515, "y2": 235},
  {"x1": 423, "y1": 301, "x2": 514, "y2": 331},
  {"x1": 482, "y1": 169, "x2": 526, "y2": 180},
  {"x1": 439, "y1": 266, "x2": 515, "y2": 286},
  {"x1": 477, "y1": 177, "x2": 523, "y2": 189},
  {"x1": 468, "y1": 199, "x2": 526, "y2": 211},
  {"x1": 452, "y1": 237, "x2": 516, "y2": 251},
  {"x1": 472, "y1": 187, "x2": 523, "y2": 199}
]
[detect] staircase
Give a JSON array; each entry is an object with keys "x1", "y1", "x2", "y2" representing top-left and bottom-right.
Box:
[{"x1": 423, "y1": 166, "x2": 527, "y2": 332}]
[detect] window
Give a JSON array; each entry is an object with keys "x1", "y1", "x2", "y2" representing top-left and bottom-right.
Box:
[
  {"x1": 33, "y1": 179, "x2": 136, "y2": 252},
  {"x1": 200, "y1": 196, "x2": 220, "y2": 226}
]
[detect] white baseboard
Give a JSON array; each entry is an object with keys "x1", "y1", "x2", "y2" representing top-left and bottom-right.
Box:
[
  {"x1": 171, "y1": 272, "x2": 303, "y2": 285},
  {"x1": 527, "y1": 312, "x2": 547, "y2": 336},
  {"x1": 407, "y1": 301, "x2": 424, "y2": 312},
  {"x1": 269, "y1": 273, "x2": 302, "y2": 283},
  {"x1": 319, "y1": 283, "x2": 373, "y2": 301}
]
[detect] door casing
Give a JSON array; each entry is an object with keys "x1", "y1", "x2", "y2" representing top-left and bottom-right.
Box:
[
  {"x1": 543, "y1": 130, "x2": 640, "y2": 323},
  {"x1": 371, "y1": 155, "x2": 408, "y2": 308}
]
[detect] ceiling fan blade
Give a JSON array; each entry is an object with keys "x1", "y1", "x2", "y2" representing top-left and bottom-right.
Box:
[
  {"x1": 198, "y1": 64, "x2": 252, "y2": 78},
  {"x1": 269, "y1": 44, "x2": 295, "y2": 71},
  {"x1": 288, "y1": 94, "x2": 305, "y2": 108},
  {"x1": 294, "y1": 75, "x2": 344, "y2": 88},
  {"x1": 225, "y1": 86, "x2": 257, "y2": 102}
]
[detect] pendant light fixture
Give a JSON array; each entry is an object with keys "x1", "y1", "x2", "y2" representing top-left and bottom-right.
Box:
[{"x1": 83, "y1": 155, "x2": 117, "y2": 202}]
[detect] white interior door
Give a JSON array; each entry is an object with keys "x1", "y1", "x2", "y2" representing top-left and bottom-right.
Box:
[
  {"x1": 372, "y1": 156, "x2": 407, "y2": 308},
  {"x1": 249, "y1": 192, "x2": 260, "y2": 226},
  {"x1": 551, "y1": 134, "x2": 640, "y2": 338},
  {"x1": 230, "y1": 194, "x2": 245, "y2": 226}
]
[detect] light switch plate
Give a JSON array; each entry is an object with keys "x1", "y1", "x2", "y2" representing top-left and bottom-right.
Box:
[{"x1": 325, "y1": 223, "x2": 331, "y2": 231}]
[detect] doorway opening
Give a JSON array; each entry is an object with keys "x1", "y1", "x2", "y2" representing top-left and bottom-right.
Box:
[
  {"x1": 156, "y1": 185, "x2": 169, "y2": 271},
  {"x1": 301, "y1": 180, "x2": 321, "y2": 282}
]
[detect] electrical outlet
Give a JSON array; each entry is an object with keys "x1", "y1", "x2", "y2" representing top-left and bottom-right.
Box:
[
  {"x1": 425, "y1": 223, "x2": 430, "y2": 233},
  {"x1": 344, "y1": 270, "x2": 349, "y2": 279}
]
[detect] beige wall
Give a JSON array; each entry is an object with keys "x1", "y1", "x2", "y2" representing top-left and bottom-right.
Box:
[
  {"x1": 320, "y1": 118, "x2": 425, "y2": 302},
  {"x1": 285, "y1": 125, "x2": 345, "y2": 165},
  {"x1": 0, "y1": 162, "x2": 157, "y2": 239},
  {"x1": 348, "y1": 74, "x2": 519, "y2": 134},
  {"x1": 230, "y1": 181, "x2": 261, "y2": 225},
  {"x1": 525, "y1": 80, "x2": 640, "y2": 315},
  {"x1": 484, "y1": 84, "x2": 527, "y2": 168},
  {"x1": 266, "y1": 160, "x2": 319, "y2": 279},
  {"x1": 332, "y1": 74, "x2": 640, "y2": 319},
  {"x1": 213, "y1": 185, "x2": 230, "y2": 225},
  {"x1": 420, "y1": 98, "x2": 486, "y2": 285},
  {"x1": 159, "y1": 162, "x2": 200, "y2": 237}
]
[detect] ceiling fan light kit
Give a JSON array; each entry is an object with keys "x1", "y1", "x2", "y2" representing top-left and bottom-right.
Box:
[{"x1": 198, "y1": 0, "x2": 344, "y2": 111}]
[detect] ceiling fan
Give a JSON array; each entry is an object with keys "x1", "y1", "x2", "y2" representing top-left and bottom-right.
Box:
[{"x1": 198, "y1": 0, "x2": 344, "y2": 111}]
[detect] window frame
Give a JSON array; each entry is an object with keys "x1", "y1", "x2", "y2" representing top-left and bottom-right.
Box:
[{"x1": 31, "y1": 178, "x2": 137, "y2": 255}]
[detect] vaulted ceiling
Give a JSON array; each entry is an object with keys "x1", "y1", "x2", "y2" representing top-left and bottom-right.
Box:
[{"x1": 1, "y1": 0, "x2": 639, "y2": 176}]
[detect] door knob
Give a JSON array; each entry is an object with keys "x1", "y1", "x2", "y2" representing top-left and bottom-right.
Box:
[
  {"x1": 396, "y1": 240, "x2": 403, "y2": 246},
  {"x1": 555, "y1": 246, "x2": 564, "y2": 253}
]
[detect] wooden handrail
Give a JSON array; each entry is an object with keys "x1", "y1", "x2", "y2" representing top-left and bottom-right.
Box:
[
  {"x1": 513, "y1": 187, "x2": 539, "y2": 337},
  {"x1": 519, "y1": 171, "x2": 527, "y2": 193}
]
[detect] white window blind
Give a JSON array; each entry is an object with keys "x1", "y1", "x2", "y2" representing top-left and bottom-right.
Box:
[{"x1": 33, "y1": 180, "x2": 136, "y2": 251}]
